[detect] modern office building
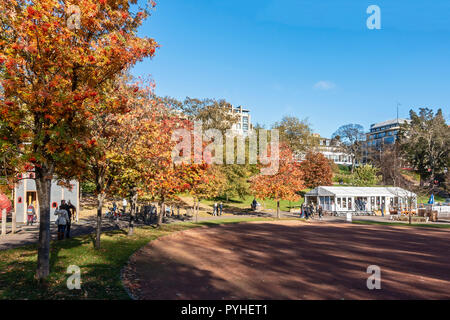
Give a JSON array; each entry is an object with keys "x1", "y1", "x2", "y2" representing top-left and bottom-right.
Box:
[
  {"x1": 366, "y1": 118, "x2": 410, "y2": 149},
  {"x1": 230, "y1": 106, "x2": 252, "y2": 136}
]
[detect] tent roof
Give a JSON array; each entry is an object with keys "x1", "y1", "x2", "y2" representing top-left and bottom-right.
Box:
[{"x1": 305, "y1": 186, "x2": 416, "y2": 198}]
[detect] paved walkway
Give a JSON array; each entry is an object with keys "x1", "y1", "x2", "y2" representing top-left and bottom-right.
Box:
[
  {"x1": 0, "y1": 217, "x2": 120, "y2": 251},
  {"x1": 2, "y1": 208, "x2": 447, "y2": 251}
]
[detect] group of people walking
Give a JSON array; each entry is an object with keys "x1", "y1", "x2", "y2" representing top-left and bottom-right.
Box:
[
  {"x1": 213, "y1": 202, "x2": 223, "y2": 216},
  {"x1": 301, "y1": 203, "x2": 323, "y2": 220},
  {"x1": 54, "y1": 200, "x2": 77, "y2": 240}
]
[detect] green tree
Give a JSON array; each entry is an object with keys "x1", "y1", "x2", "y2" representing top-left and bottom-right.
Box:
[
  {"x1": 272, "y1": 116, "x2": 314, "y2": 154},
  {"x1": 398, "y1": 108, "x2": 450, "y2": 189},
  {"x1": 181, "y1": 97, "x2": 240, "y2": 131},
  {"x1": 352, "y1": 164, "x2": 380, "y2": 186}
]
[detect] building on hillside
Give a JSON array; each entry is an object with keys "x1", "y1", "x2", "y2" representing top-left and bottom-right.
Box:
[
  {"x1": 296, "y1": 134, "x2": 353, "y2": 166},
  {"x1": 229, "y1": 106, "x2": 252, "y2": 136},
  {"x1": 13, "y1": 171, "x2": 80, "y2": 223},
  {"x1": 304, "y1": 186, "x2": 417, "y2": 215},
  {"x1": 366, "y1": 118, "x2": 410, "y2": 149}
]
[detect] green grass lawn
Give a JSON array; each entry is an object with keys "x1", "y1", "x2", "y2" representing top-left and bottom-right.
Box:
[
  {"x1": 417, "y1": 194, "x2": 446, "y2": 204},
  {"x1": 0, "y1": 217, "x2": 279, "y2": 300},
  {"x1": 352, "y1": 220, "x2": 450, "y2": 229},
  {"x1": 201, "y1": 195, "x2": 305, "y2": 212}
]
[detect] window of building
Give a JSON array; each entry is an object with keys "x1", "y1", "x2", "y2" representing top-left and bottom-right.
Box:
[
  {"x1": 384, "y1": 136, "x2": 395, "y2": 144},
  {"x1": 242, "y1": 117, "x2": 249, "y2": 131}
]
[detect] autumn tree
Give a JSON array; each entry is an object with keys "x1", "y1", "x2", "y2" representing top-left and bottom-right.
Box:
[
  {"x1": 0, "y1": 0, "x2": 157, "y2": 279},
  {"x1": 109, "y1": 96, "x2": 179, "y2": 232},
  {"x1": 299, "y1": 152, "x2": 333, "y2": 189},
  {"x1": 250, "y1": 145, "x2": 305, "y2": 218},
  {"x1": 82, "y1": 76, "x2": 150, "y2": 248}
]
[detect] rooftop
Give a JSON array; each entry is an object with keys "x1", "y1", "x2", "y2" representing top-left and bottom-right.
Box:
[
  {"x1": 370, "y1": 118, "x2": 410, "y2": 129},
  {"x1": 305, "y1": 186, "x2": 416, "y2": 197}
]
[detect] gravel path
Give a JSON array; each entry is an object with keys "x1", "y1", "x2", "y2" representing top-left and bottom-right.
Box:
[{"x1": 123, "y1": 220, "x2": 450, "y2": 300}]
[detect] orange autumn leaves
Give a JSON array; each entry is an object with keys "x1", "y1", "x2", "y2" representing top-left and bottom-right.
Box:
[
  {"x1": 0, "y1": 0, "x2": 158, "y2": 180},
  {"x1": 251, "y1": 145, "x2": 305, "y2": 202},
  {"x1": 251, "y1": 148, "x2": 333, "y2": 202}
]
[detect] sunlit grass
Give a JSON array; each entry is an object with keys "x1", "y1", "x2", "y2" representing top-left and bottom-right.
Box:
[
  {"x1": 352, "y1": 220, "x2": 450, "y2": 229},
  {"x1": 201, "y1": 195, "x2": 304, "y2": 212},
  {"x1": 0, "y1": 218, "x2": 278, "y2": 300}
]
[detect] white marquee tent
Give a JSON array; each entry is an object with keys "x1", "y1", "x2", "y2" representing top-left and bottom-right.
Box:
[{"x1": 305, "y1": 186, "x2": 417, "y2": 214}]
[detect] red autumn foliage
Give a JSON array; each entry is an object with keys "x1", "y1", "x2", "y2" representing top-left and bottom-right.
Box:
[{"x1": 298, "y1": 152, "x2": 333, "y2": 189}]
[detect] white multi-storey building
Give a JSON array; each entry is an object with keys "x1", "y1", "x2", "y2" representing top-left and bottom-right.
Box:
[
  {"x1": 296, "y1": 134, "x2": 353, "y2": 166},
  {"x1": 229, "y1": 106, "x2": 252, "y2": 136}
]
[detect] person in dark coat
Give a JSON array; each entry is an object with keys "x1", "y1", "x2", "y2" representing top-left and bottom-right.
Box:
[{"x1": 60, "y1": 200, "x2": 73, "y2": 238}]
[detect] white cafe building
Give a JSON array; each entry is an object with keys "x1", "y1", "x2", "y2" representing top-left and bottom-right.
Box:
[{"x1": 304, "y1": 186, "x2": 417, "y2": 214}]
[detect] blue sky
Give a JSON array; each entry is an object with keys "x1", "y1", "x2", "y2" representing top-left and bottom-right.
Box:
[{"x1": 132, "y1": 0, "x2": 450, "y2": 137}]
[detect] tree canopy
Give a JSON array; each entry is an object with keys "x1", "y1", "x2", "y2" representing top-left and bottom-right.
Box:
[{"x1": 398, "y1": 108, "x2": 449, "y2": 188}]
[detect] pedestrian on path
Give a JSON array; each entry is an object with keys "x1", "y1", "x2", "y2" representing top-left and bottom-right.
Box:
[
  {"x1": 68, "y1": 200, "x2": 76, "y2": 222},
  {"x1": 26, "y1": 204, "x2": 36, "y2": 226},
  {"x1": 318, "y1": 205, "x2": 323, "y2": 220},
  {"x1": 219, "y1": 202, "x2": 223, "y2": 216},
  {"x1": 64, "y1": 200, "x2": 76, "y2": 238},
  {"x1": 122, "y1": 198, "x2": 128, "y2": 215},
  {"x1": 213, "y1": 203, "x2": 218, "y2": 216},
  {"x1": 55, "y1": 205, "x2": 70, "y2": 240}
]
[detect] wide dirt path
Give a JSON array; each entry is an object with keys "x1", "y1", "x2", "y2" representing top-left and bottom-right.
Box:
[{"x1": 123, "y1": 221, "x2": 450, "y2": 300}]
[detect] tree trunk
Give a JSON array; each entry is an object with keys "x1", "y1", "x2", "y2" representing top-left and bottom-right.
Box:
[
  {"x1": 35, "y1": 174, "x2": 52, "y2": 280},
  {"x1": 195, "y1": 199, "x2": 199, "y2": 223},
  {"x1": 157, "y1": 201, "x2": 164, "y2": 226},
  {"x1": 11, "y1": 204, "x2": 16, "y2": 234},
  {"x1": 277, "y1": 200, "x2": 280, "y2": 219},
  {"x1": 1, "y1": 209, "x2": 6, "y2": 236},
  {"x1": 128, "y1": 190, "x2": 138, "y2": 236},
  {"x1": 95, "y1": 192, "x2": 105, "y2": 249}
]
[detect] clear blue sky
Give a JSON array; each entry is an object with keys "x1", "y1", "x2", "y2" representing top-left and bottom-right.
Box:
[{"x1": 132, "y1": 0, "x2": 450, "y2": 137}]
